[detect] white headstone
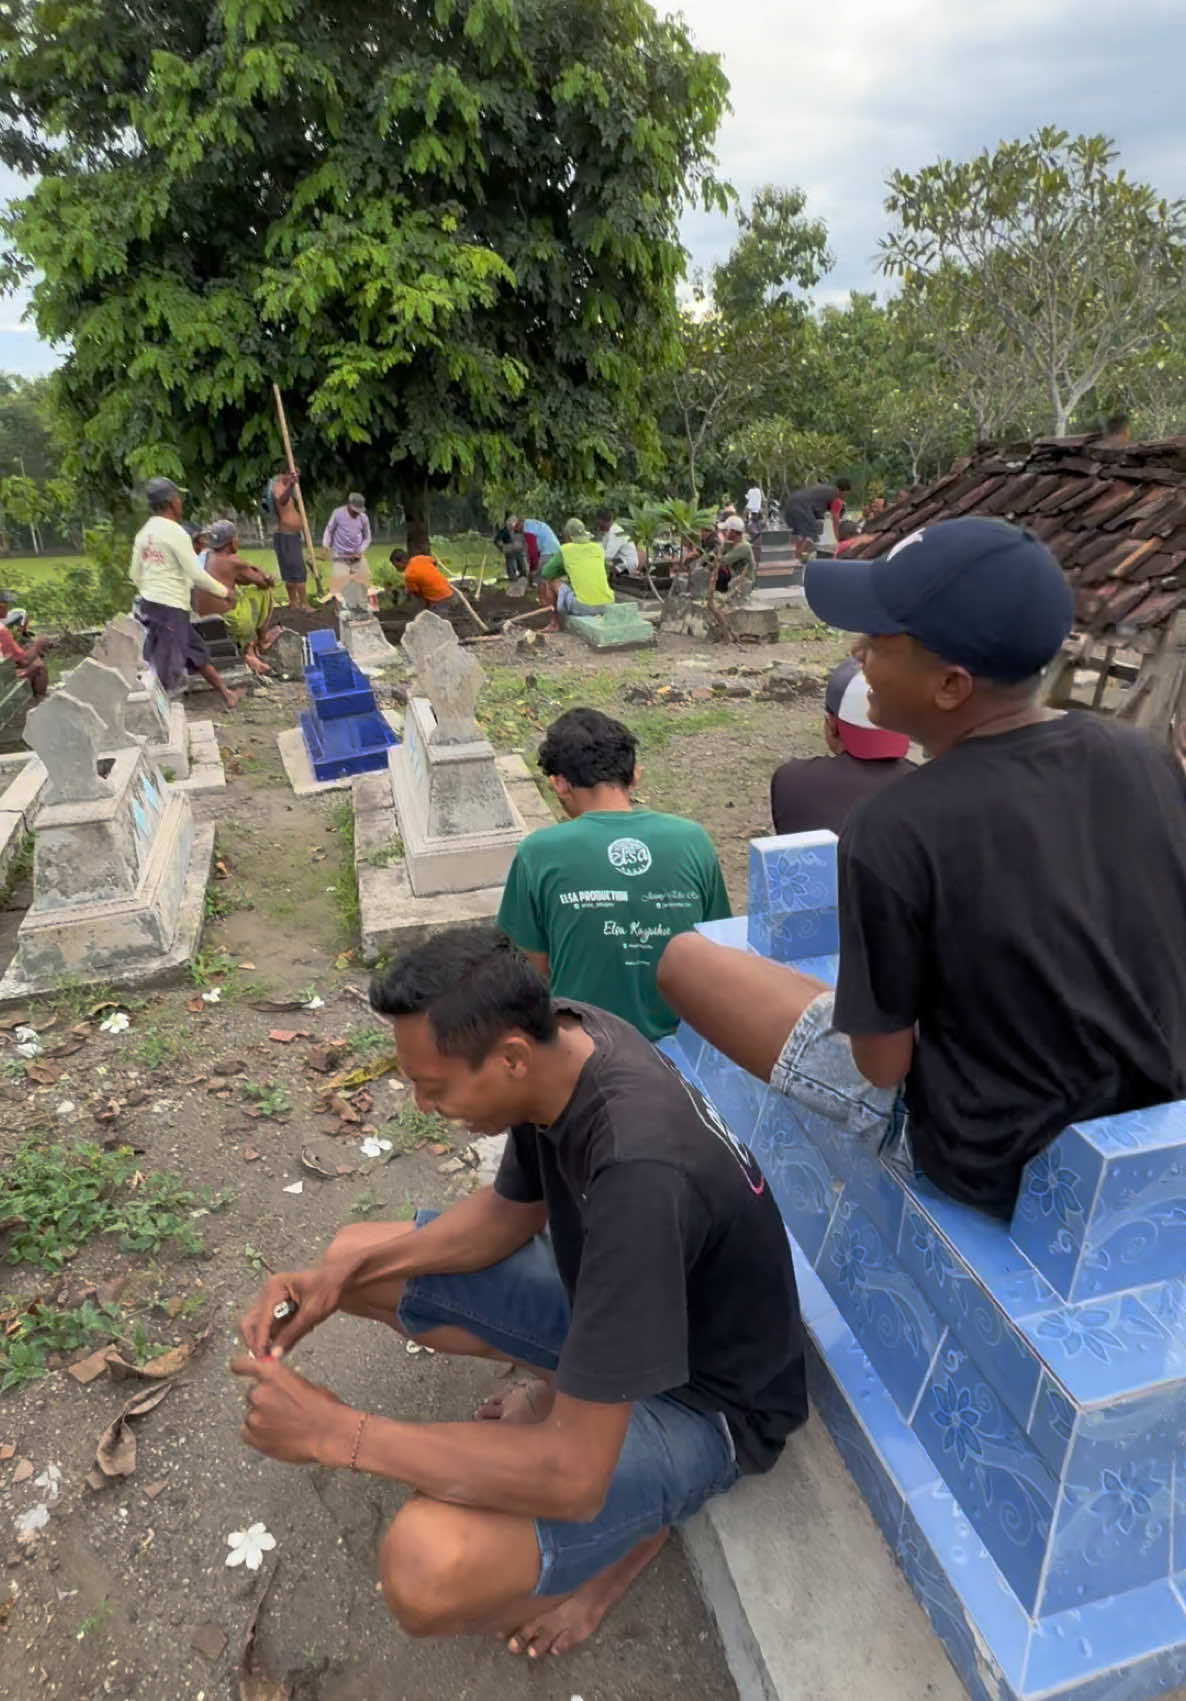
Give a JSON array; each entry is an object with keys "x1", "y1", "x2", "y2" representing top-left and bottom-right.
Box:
[
  {"x1": 24, "y1": 691, "x2": 110, "y2": 804},
  {"x1": 400, "y1": 610, "x2": 482, "y2": 745},
  {"x1": 91, "y1": 616, "x2": 145, "y2": 690},
  {"x1": 66, "y1": 658, "x2": 138, "y2": 750}
]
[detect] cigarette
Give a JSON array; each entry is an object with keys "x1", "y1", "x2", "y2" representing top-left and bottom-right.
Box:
[{"x1": 272, "y1": 1299, "x2": 298, "y2": 1322}]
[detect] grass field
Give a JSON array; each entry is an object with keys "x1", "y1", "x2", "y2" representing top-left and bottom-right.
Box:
[{"x1": 0, "y1": 530, "x2": 494, "y2": 607}]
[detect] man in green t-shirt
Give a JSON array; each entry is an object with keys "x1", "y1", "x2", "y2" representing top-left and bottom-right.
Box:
[
  {"x1": 497, "y1": 708, "x2": 731, "y2": 1040},
  {"x1": 539, "y1": 518, "x2": 614, "y2": 630}
]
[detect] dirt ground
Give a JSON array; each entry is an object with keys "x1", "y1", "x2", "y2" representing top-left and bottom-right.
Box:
[{"x1": 0, "y1": 610, "x2": 847, "y2": 1701}]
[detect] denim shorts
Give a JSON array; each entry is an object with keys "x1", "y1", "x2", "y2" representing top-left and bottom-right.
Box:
[
  {"x1": 555, "y1": 582, "x2": 610, "y2": 618},
  {"x1": 397, "y1": 1211, "x2": 740, "y2": 1597},
  {"x1": 771, "y1": 992, "x2": 914, "y2": 1170}
]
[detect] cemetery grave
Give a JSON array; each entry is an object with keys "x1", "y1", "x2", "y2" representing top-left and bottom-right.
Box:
[{"x1": 0, "y1": 610, "x2": 847, "y2": 1701}]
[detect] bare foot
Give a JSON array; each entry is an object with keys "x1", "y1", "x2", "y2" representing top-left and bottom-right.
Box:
[
  {"x1": 220, "y1": 687, "x2": 244, "y2": 710},
  {"x1": 475, "y1": 1378, "x2": 550, "y2": 1423},
  {"x1": 507, "y1": 1530, "x2": 668, "y2": 1658},
  {"x1": 244, "y1": 650, "x2": 271, "y2": 677}
]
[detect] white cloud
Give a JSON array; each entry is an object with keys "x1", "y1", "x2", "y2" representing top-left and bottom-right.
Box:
[{"x1": 677, "y1": 0, "x2": 1186, "y2": 297}]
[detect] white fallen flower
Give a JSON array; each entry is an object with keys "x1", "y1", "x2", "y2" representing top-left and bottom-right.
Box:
[
  {"x1": 282, "y1": 1180, "x2": 303, "y2": 1195},
  {"x1": 200, "y1": 988, "x2": 221, "y2": 1005},
  {"x1": 15, "y1": 1040, "x2": 42, "y2": 1059},
  {"x1": 55, "y1": 1101, "x2": 75, "y2": 1117},
  {"x1": 359, "y1": 1135, "x2": 393, "y2": 1159},
  {"x1": 225, "y1": 1522, "x2": 276, "y2": 1570},
  {"x1": 100, "y1": 1011, "x2": 130, "y2": 1034},
  {"x1": 304, "y1": 995, "x2": 325, "y2": 1010},
  {"x1": 34, "y1": 1465, "x2": 61, "y2": 1502},
  {"x1": 405, "y1": 1340, "x2": 435, "y2": 1356},
  {"x1": 13, "y1": 1025, "x2": 39, "y2": 1044}
]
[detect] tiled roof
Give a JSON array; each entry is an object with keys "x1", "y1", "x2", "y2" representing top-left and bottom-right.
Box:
[{"x1": 848, "y1": 437, "x2": 1186, "y2": 639}]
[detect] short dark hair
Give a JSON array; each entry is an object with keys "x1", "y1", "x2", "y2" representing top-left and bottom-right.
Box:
[
  {"x1": 836, "y1": 477, "x2": 852, "y2": 493},
  {"x1": 389, "y1": 547, "x2": 408, "y2": 565},
  {"x1": 593, "y1": 508, "x2": 613, "y2": 531},
  {"x1": 369, "y1": 926, "x2": 555, "y2": 1065},
  {"x1": 537, "y1": 707, "x2": 637, "y2": 790}
]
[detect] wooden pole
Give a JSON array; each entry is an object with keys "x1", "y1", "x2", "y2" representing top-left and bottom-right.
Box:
[
  {"x1": 445, "y1": 578, "x2": 491, "y2": 636},
  {"x1": 272, "y1": 384, "x2": 323, "y2": 594},
  {"x1": 473, "y1": 552, "x2": 488, "y2": 603}
]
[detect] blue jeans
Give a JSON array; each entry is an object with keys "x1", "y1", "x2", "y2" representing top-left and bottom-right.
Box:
[
  {"x1": 556, "y1": 582, "x2": 610, "y2": 618},
  {"x1": 398, "y1": 1211, "x2": 740, "y2": 1596},
  {"x1": 772, "y1": 991, "x2": 915, "y2": 1172}
]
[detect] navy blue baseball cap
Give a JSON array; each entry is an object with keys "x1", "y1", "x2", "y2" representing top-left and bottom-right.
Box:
[{"x1": 804, "y1": 517, "x2": 1073, "y2": 681}]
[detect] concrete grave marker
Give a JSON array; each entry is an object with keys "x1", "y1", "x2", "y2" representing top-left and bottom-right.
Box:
[
  {"x1": 65, "y1": 658, "x2": 140, "y2": 750},
  {"x1": 401, "y1": 611, "x2": 482, "y2": 744},
  {"x1": 338, "y1": 579, "x2": 399, "y2": 671},
  {"x1": 23, "y1": 691, "x2": 111, "y2": 805},
  {"x1": 91, "y1": 615, "x2": 145, "y2": 689}
]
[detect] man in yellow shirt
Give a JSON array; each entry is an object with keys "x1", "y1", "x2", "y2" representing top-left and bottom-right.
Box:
[
  {"x1": 129, "y1": 477, "x2": 242, "y2": 710},
  {"x1": 539, "y1": 518, "x2": 613, "y2": 630}
]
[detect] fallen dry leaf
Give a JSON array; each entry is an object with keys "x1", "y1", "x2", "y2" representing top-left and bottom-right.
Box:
[
  {"x1": 305, "y1": 1042, "x2": 346, "y2": 1074},
  {"x1": 326, "y1": 1056, "x2": 398, "y2": 1092},
  {"x1": 427, "y1": 1142, "x2": 448, "y2": 1156},
  {"x1": 0, "y1": 1443, "x2": 14, "y2": 1461},
  {"x1": 325, "y1": 1093, "x2": 361, "y2": 1125},
  {"x1": 243, "y1": 1145, "x2": 262, "y2": 1163},
  {"x1": 88, "y1": 1000, "x2": 118, "y2": 1018},
  {"x1": 124, "y1": 1087, "x2": 149, "y2": 1107},
  {"x1": 106, "y1": 1328, "x2": 210, "y2": 1382},
  {"x1": 191, "y1": 1621, "x2": 228, "y2": 1662},
  {"x1": 250, "y1": 999, "x2": 305, "y2": 1014},
  {"x1": 11, "y1": 1457, "x2": 33, "y2": 1483},
  {"x1": 268, "y1": 1030, "x2": 298, "y2": 1044},
  {"x1": 24, "y1": 1061, "x2": 61, "y2": 1086},
  {"x1": 143, "y1": 1478, "x2": 168, "y2": 1500},
  {"x1": 47, "y1": 1036, "x2": 87, "y2": 1059},
  {"x1": 177, "y1": 1073, "x2": 208, "y2": 1088},
  {"x1": 236, "y1": 961, "x2": 256, "y2": 971},
  {"x1": 68, "y1": 1347, "x2": 114, "y2": 1385},
  {"x1": 88, "y1": 1382, "x2": 173, "y2": 1487},
  {"x1": 214, "y1": 1056, "x2": 248, "y2": 1075},
  {"x1": 186, "y1": 997, "x2": 205, "y2": 1015},
  {"x1": 93, "y1": 1099, "x2": 123, "y2": 1125},
  {"x1": 162, "y1": 1296, "x2": 186, "y2": 1320},
  {"x1": 0, "y1": 1010, "x2": 30, "y2": 1030},
  {"x1": 36, "y1": 1013, "x2": 58, "y2": 1031},
  {"x1": 214, "y1": 858, "x2": 230, "y2": 880}
]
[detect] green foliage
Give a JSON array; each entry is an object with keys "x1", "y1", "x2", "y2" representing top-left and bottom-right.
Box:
[
  {"x1": 387, "y1": 1100, "x2": 452, "y2": 1151},
  {"x1": 329, "y1": 798, "x2": 360, "y2": 937},
  {"x1": 346, "y1": 1025, "x2": 391, "y2": 1061},
  {"x1": 2, "y1": 0, "x2": 728, "y2": 542},
  {"x1": 725, "y1": 422, "x2": 853, "y2": 499},
  {"x1": 711, "y1": 185, "x2": 832, "y2": 322},
  {"x1": 240, "y1": 1080, "x2": 290, "y2": 1118},
  {"x1": 654, "y1": 498, "x2": 719, "y2": 544},
  {"x1": 0, "y1": 1298, "x2": 124, "y2": 1392},
  {"x1": 881, "y1": 128, "x2": 1186, "y2": 436},
  {"x1": 0, "y1": 1140, "x2": 226, "y2": 1270},
  {"x1": 8, "y1": 519, "x2": 134, "y2": 634}
]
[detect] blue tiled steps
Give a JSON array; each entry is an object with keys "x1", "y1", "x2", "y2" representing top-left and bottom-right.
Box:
[
  {"x1": 299, "y1": 629, "x2": 398, "y2": 781},
  {"x1": 660, "y1": 829, "x2": 1186, "y2": 1701}
]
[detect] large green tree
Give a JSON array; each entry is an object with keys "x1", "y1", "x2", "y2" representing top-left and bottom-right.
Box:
[
  {"x1": 0, "y1": 0, "x2": 727, "y2": 548},
  {"x1": 881, "y1": 129, "x2": 1186, "y2": 437}
]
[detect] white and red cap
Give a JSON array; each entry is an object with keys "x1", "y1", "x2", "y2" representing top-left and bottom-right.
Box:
[{"x1": 824, "y1": 658, "x2": 910, "y2": 760}]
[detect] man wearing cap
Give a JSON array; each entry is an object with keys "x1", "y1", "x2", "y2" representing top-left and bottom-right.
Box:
[
  {"x1": 770, "y1": 658, "x2": 913, "y2": 835},
  {"x1": 192, "y1": 520, "x2": 278, "y2": 677},
  {"x1": 129, "y1": 479, "x2": 243, "y2": 711},
  {"x1": 322, "y1": 492, "x2": 372, "y2": 596},
  {"x1": 659, "y1": 516, "x2": 1186, "y2": 1214},
  {"x1": 716, "y1": 515, "x2": 755, "y2": 596},
  {"x1": 0, "y1": 589, "x2": 50, "y2": 699},
  {"x1": 539, "y1": 519, "x2": 614, "y2": 630}
]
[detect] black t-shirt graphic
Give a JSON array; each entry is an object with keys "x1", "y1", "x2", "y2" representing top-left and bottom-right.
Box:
[
  {"x1": 834, "y1": 714, "x2": 1186, "y2": 1211},
  {"x1": 494, "y1": 1003, "x2": 808, "y2": 1473}
]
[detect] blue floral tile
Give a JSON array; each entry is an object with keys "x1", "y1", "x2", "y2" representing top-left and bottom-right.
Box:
[
  {"x1": 912, "y1": 1341, "x2": 1056, "y2": 1612},
  {"x1": 1083, "y1": 1103, "x2": 1186, "y2": 1157},
  {"x1": 898, "y1": 1205, "x2": 1042, "y2": 1438},
  {"x1": 1038, "y1": 1390, "x2": 1179, "y2": 1618},
  {"x1": 1015, "y1": 1293, "x2": 1186, "y2": 1407},
  {"x1": 1025, "y1": 1578, "x2": 1186, "y2": 1699},
  {"x1": 694, "y1": 1044, "x2": 769, "y2": 1145},
  {"x1": 747, "y1": 830, "x2": 838, "y2": 919},
  {"x1": 749, "y1": 1091, "x2": 838, "y2": 1264},
  {"x1": 838, "y1": 1134, "x2": 905, "y2": 1248},
  {"x1": 690, "y1": 913, "x2": 750, "y2": 951},
  {"x1": 1011, "y1": 1128, "x2": 1107, "y2": 1299},
  {"x1": 807, "y1": 1347, "x2": 905, "y2": 1552},
  {"x1": 1026, "y1": 1371, "x2": 1078, "y2": 1478},
  {"x1": 1070, "y1": 1149, "x2": 1186, "y2": 1304},
  {"x1": 897, "y1": 1492, "x2": 1021, "y2": 1701},
  {"x1": 909, "y1": 1175, "x2": 1057, "y2": 1323},
  {"x1": 818, "y1": 1197, "x2": 942, "y2": 1417}
]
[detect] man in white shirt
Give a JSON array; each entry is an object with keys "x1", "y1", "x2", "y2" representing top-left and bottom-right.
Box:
[
  {"x1": 744, "y1": 483, "x2": 763, "y2": 520},
  {"x1": 593, "y1": 508, "x2": 639, "y2": 579},
  {"x1": 129, "y1": 477, "x2": 243, "y2": 710}
]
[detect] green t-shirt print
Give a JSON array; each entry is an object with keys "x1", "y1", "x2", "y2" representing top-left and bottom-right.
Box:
[{"x1": 496, "y1": 809, "x2": 732, "y2": 1040}]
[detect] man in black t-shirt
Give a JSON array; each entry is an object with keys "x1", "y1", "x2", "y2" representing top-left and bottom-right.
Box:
[
  {"x1": 234, "y1": 927, "x2": 805, "y2": 1658},
  {"x1": 660, "y1": 516, "x2": 1186, "y2": 1214},
  {"x1": 771, "y1": 657, "x2": 914, "y2": 835}
]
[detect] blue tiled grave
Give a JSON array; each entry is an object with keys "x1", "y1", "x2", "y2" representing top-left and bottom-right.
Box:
[
  {"x1": 664, "y1": 830, "x2": 1186, "y2": 1701},
  {"x1": 299, "y1": 630, "x2": 397, "y2": 782}
]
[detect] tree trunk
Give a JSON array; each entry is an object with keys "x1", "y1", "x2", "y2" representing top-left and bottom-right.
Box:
[{"x1": 401, "y1": 469, "x2": 431, "y2": 555}]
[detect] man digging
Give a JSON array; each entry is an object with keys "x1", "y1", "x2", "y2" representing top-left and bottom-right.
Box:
[{"x1": 236, "y1": 927, "x2": 806, "y2": 1657}]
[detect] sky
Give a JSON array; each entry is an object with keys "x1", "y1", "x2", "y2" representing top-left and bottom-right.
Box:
[{"x1": 1, "y1": 0, "x2": 1184, "y2": 377}]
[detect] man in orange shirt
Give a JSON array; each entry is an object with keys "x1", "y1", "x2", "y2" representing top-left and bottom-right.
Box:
[{"x1": 389, "y1": 549, "x2": 463, "y2": 624}]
